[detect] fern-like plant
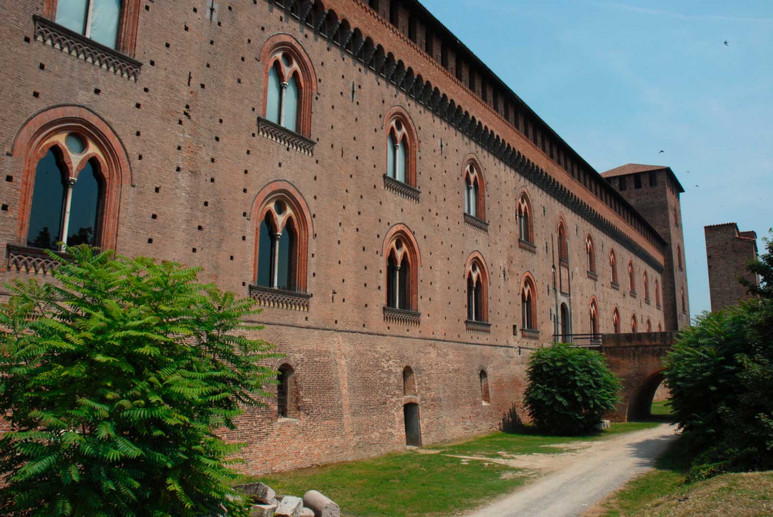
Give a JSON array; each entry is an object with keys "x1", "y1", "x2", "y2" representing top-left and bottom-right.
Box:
[{"x1": 0, "y1": 246, "x2": 277, "y2": 516}]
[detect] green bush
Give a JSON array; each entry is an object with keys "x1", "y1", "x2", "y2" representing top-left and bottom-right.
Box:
[
  {"x1": 0, "y1": 247, "x2": 277, "y2": 516},
  {"x1": 524, "y1": 344, "x2": 621, "y2": 435},
  {"x1": 664, "y1": 302, "x2": 773, "y2": 476}
]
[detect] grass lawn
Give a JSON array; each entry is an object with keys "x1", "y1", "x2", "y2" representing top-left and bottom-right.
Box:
[
  {"x1": 598, "y1": 437, "x2": 773, "y2": 516},
  {"x1": 248, "y1": 422, "x2": 658, "y2": 517},
  {"x1": 649, "y1": 400, "x2": 673, "y2": 418}
]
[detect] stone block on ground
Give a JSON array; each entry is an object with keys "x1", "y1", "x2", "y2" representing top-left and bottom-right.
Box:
[
  {"x1": 595, "y1": 419, "x2": 611, "y2": 431},
  {"x1": 238, "y1": 482, "x2": 277, "y2": 504},
  {"x1": 303, "y1": 490, "x2": 340, "y2": 517},
  {"x1": 250, "y1": 503, "x2": 278, "y2": 517},
  {"x1": 275, "y1": 495, "x2": 304, "y2": 517},
  {"x1": 300, "y1": 508, "x2": 314, "y2": 517}
]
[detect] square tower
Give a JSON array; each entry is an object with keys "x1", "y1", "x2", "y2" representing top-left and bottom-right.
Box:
[
  {"x1": 602, "y1": 164, "x2": 690, "y2": 330},
  {"x1": 705, "y1": 223, "x2": 759, "y2": 312}
]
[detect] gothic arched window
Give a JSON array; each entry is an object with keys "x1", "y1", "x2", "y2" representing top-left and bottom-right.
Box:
[
  {"x1": 644, "y1": 271, "x2": 650, "y2": 301},
  {"x1": 260, "y1": 35, "x2": 316, "y2": 137},
  {"x1": 558, "y1": 222, "x2": 569, "y2": 264},
  {"x1": 252, "y1": 182, "x2": 311, "y2": 296},
  {"x1": 521, "y1": 275, "x2": 537, "y2": 332},
  {"x1": 466, "y1": 255, "x2": 489, "y2": 323},
  {"x1": 628, "y1": 260, "x2": 636, "y2": 294},
  {"x1": 384, "y1": 108, "x2": 418, "y2": 188},
  {"x1": 463, "y1": 160, "x2": 485, "y2": 221},
  {"x1": 610, "y1": 248, "x2": 619, "y2": 286},
  {"x1": 613, "y1": 308, "x2": 621, "y2": 334},
  {"x1": 517, "y1": 193, "x2": 534, "y2": 244},
  {"x1": 590, "y1": 298, "x2": 599, "y2": 335},
  {"x1": 586, "y1": 235, "x2": 596, "y2": 274}
]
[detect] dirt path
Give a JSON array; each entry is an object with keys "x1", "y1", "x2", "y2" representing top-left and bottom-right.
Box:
[{"x1": 464, "y1": 423, "x2": 678, "y2": 517}]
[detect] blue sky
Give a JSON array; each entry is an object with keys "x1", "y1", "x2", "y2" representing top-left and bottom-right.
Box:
[{"x1": 421, "y1": 0, "x2": 773, "y2": 316}]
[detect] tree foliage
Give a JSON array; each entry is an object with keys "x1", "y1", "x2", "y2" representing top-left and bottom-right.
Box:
[
  {"x1": 0, "y1": 247, "x2": 277, "y2": 516},
  {"x1": 524, "y1": 344, "x2": 621, "y2": 435},
  {"x1": 665, "y1": 231, "x2": 773, "y2": 477}
]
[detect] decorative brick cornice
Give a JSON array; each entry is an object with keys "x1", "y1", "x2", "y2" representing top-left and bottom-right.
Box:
[
  {"x1": 383, "y1": 306, "x2": 421, "y2": 326},
  {"x1": 463, "y1": 213, "x2": 489, "y2": 233},
  {"x1": 465, "y1": 320, "x2": 491, "y2": 334},
  {"x1": 33, "y1": 16, "x2": 141, "y2": 81},
  {"x1": 611, "y1": 281, "x2": 620, "y2": 290},
  {"x1": 7, "y1": 245, "x2": 67, "y2": 275},
  {"x1": 257, "y1": 117, "x2": 316, "y2": 155},
  {"x1": 266, "y1": 0, "x2": 665, "y2": 274},
  {"x1": 518, "y1": 239, "x2": 537, "y2": 254},
  {"x1": 249, "y1": 285, "x2": 312, "y2": 312},
  {"x1": 587, "y1": 271, "x2": 598, "y2": 281},
  {"x1": 383, "y1": 175, "x2": 421, "y2": 202}
]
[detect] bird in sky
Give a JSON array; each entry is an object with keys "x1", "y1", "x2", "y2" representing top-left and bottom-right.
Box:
[
  {"x1": 658, "y1": 150, "x2": 664, "y2": 154},
  {"x1": 724, "y1": 40, "x2": 729, "y2": 46}
]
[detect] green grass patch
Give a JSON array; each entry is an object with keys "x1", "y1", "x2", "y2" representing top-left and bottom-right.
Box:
[
  {"x1": 247, "y1": 422, "x2": 661, "y2": 517},
  {"x1": 650, "y1": 400, "x2": 673, "y2": 417},
  {"x1": 599, "y1": 436, "x2": 692, "y2": 516},
  {"x1": 258, "y1": 451, "x2": 524, "y2": 517},
  {"x1": 436, "y1": 421, "x2": 660, "y2": 458}
]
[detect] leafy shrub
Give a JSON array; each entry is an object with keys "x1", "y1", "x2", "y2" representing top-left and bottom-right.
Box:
[
  {"x1": 524, "y1": 343, "x2": 621, "y2": 435},
  {"x1": 0, "y1": 247, "x2": 277, "y2": 516},
  {"x1": 665, "y1": 301, "x2": 773, "y2": 476}
]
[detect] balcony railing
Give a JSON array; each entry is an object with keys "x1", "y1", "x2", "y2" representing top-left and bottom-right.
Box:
[
  {"x1": 465, "y1": 320, "x2": 491, "y2": 333},
  {"x1": 34, "y1": 16, "x2": 141, "y2": 81},
  {"x1": 383, "y1": 175, "x2": 421, "y2": 202},
  {"x1": 256, "y1": 117, "x2": 316, "y2": 155},
  {"x1": 249, "y1": 285, "x2": 311, "y2": 312},
  {"x1": 6, "y1": 245, "x2": 68, "y2": 275},
  {"x1": 383, "y1": 306, "x2": 421, "y2": 326},
  {"x1": 554, "y1": 333, "x2": 603, "y2": 347},
  {"x1": 463, "y1": 213, "x2": 489, "y2": 233}
]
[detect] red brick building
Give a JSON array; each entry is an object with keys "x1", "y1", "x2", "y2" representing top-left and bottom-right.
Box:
[
  {"x1": 0, "y1": 0, "x2": 688, "y2": 473},
  {"x1": 705, "y1": 223, "x2": 759, "y2": 312}
]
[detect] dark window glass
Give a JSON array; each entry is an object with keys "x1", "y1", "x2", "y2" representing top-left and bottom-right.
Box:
[
  {"x1": 68, "y1": 159, "x2": 101, "y2": 246},
  {"x1": 276, "y1": 223, "x2": 295, "y2": 291},
  {"x1": 257, "y1": 217, "x2": 273, "y2": 287},
  {"x1": 634, "y1": 174, "x2": 642, "y2": 189},
  {"x1": 649, "y1": 171, "x2": 657, "y2": 186},
  {"x1": 467, "y1": 277, "x2": 475, "y2": 320},
  {"x1": 387, "y1": 254, "x2": 397, "y2": 308},
  {"x1": 399, "y1": 256, "x2": 409, "y2": 309},
  {"x1": 27, "y1": 150, "x2": 65, "y2": 249},
  {"x1": 619, "y1": 176, "x2": 627, "y2": 190}
]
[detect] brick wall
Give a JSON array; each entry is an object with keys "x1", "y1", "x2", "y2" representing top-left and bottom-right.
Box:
[
  {"x1": 705, "y1": 223, "x2": 758, "y2": 312},
  {"x1": 0, "y1": 0, "x2": 673, "y2": 474}
]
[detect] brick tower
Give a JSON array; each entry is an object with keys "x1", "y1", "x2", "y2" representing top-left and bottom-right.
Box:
[
  {"x1": 602, "y1": 165, "x2": 689, "y2": 330},
  {"x1": 705, "y1": 223, "x2": 759, "y2": 312}
]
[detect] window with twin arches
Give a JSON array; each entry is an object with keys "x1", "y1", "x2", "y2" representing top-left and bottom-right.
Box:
[
  {"x1": 12, "y1": 107, "x2": 128, "y2": 254},
  {"x1": 463, "y1": 159, "x2": 485, "y2": 222},
  {"x1": 466, "y1": 254, "x2": 489, "y2": 324},
  {"x1": 384, "y1": 107, "x2": 418, "y2": 189},
  {"x1": 517, "y1": 193, "x2": 534, "y2": 244},
  {"x1": 252, "y1": 182, "x2": 311, "y2": 295},
  {"x1": 384, "y1": 226, "x2": 421, "y2": 313},
  {"x1": 261, "y1": 35, "x2": 316, "y2": 137}
]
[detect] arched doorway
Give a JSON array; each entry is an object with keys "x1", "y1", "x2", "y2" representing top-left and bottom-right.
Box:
[{"x1": 403, "y1": 403, "x2": 422, "y2": 446}]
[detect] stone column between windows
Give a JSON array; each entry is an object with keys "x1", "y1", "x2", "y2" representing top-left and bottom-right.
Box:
[
  {"x1": 278, "y1": 82, "x2": 288, "y2": 127},
  {"x1": 59, "y1": 177, "x2": 78, "y2": 251},
  {"x1": 271, "y1": 231, "x2": 282, "y2": 289},
  {"x1": 394, "y1": 263, "x2": 401, "y2": 310}
]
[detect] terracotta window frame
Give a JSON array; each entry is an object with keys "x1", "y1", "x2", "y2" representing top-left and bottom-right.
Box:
[
  {"x1": 259, "y1": 34, "x2": 317, "y2": 138},
  {"x1": 382, "y1": 224, "x2": 421, "y2": 313},
  {"x1": 465, "y1": 252, "x2": 490, "y2": 324},
  {"x1": 11, "y1": 106, "x2": 130, "y2": 252},
  {"x1": 589, "y1": 298, "x2": 599, "y2": 335},
  {"x1": 613, "y1": 308, "x2": 621, "y2": 334},
  {"x1": 463, "y1": 157, "x2": 486, "y2": 222},
  {"x1": 251, "y1": 181, "x2": 312, "y2": 295},
  {"x1": 517, "y1": 192, "x2": 535, "y2": 246},
  {"x1": 384, "y1": 106, "x2": 419, "y2": 189},
  {"x1": 586, "y1": 234, "x2": 596, "y2": 275},
  {"x1": 521, "y1": 273, "x2": 538, "y2": 332},
  {"x1": 609, "y1": 248, "x2": 619, "y2": 286},
  {"x1": 558, "y1": 220, "x2": 569, "y2": 265},
  {"x1": 43, "y1": 0, "x2": 141, "y2": 57}
]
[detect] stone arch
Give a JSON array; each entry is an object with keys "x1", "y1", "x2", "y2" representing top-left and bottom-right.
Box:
[
  {"x1": 403, "y1": 366, "x2": 417, "y2": 396},
  {"x1": 12, "y1": 105, "x2": 132, "y2": 250},
  {"x1": 627, "y1": 370, "x2": 665, "y2": 421}
]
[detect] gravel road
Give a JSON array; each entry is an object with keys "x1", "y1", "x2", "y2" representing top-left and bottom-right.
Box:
[{"x1": 465, "y1": 423, "x2": 678, "y2": 517}]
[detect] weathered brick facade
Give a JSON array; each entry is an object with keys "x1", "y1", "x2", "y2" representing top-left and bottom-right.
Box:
[
  {"x1": 0, "y1": 0, "x2": 688, "y2": 474},
  {"x1": 705, "y1": 223, "x2": 759, "y2": 312}
]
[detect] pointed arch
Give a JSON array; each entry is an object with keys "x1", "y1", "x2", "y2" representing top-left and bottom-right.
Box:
[
  {"x1": 465, "y1": 252, "x2": 490, "y2": 323},
  {"x1": 259, "y1": 33, "x2": 317, "y2": 136},
  {"x1": 609, "y1": 248, "x2": 619, "y2": 286},
  {"x1": 586, "y1": 234, "x2": 596, "y2": 274},
  {"x1": 463, "y1": 155, "x2": 485, "y2": 221},
  {"x1": 589, "y1": 297, "x2": 599, "y2": 335},
  {"x1": 613, "y1": 307, "x2": 621, "y2": 334},
  {"x1": 517, "y1": 189, "x2": 534, "y2": 244},
  {"x1": 384, "y1": 105, "x2": 419, "y2": 187},
  {"x1": 383, "y1": 224, "x2": 421, "y2": 312},
  {"x1": 250, "y1": 180, "x2": 312, "y2": 293},
  {"x1": 521, "y1": 273, "x2": 538, "y2": 333}
]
